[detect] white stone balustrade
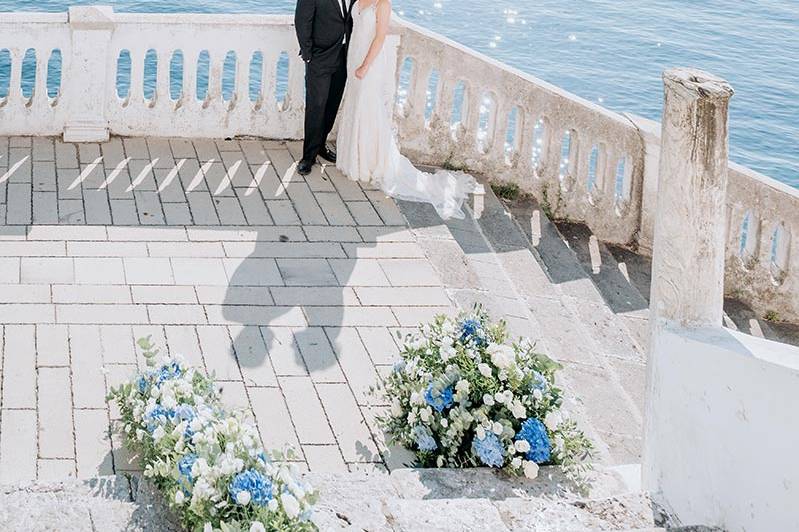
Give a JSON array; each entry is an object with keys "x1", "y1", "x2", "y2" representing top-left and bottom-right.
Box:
[{"x1": 0, "y1": 7, "x2": 797, "y2": 321}]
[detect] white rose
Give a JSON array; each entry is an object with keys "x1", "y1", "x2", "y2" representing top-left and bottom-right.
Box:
[
  {"x1": 391, "y1": 399, "x2": 403, "y2": 417},
  {"x1": 510, "y1": 400, "x2": 526, "y2": 419},
  {"x1": 488, "y1": 344, "x2": 515, "y2": 369},
  {"x1": 492, "y1": 422, "x2": 503, "y2": 435},
  {"x1": 268, "y1": 499, "x2": 279, "y2": 511},
  {"x1": 511, "y1": 457, "x2": 522, "y2": 468},
  {"x1": 482, "y1": 394, "x2": 495, "y2": 406},
  {"x1": 455, "y1": 379, "x2": 470, "y2": 393},
  {"x1": 420, "y1": 408, "x2": 431, "y2": 422},
  {"x1": 440, "y1": 418, "x2": 448, "y2": 428},
  {"x1": 494, "y1": 392, "x2": 506, "y2": 404},
  {"x1": 523, "y1": 460, "x2": 539, "y2": 479},
  {"x1": 544, "y1": 411, "x2": 562, "y2": 430},
  {"x1": 281, "y1": 493, "x2": 301, "y2": 518},
  {"x1": 476, "y1": 425, "x2": 486, "y2": 440},
  {"x1": 514, "y1": 440, "x2": 531, "y2": 453},
  {"x1": 478, "y1": 363, "x2": 492, "y2": 378},
  {"x1": 533, "y1": 389, "x2": 543, "y2": 401},
  {"x1": 440, "y1": 344, "x2": 457, "y2": 361},
  {"x1": 152, "y1": 426, "x2": 166, "y2": 442},
  {"x1": 203, "y1": 524, "x2": 213, "y2": 532},
  {"x1": 236, "y1": 491, "x2": 251, "y2": 506},
  {"x1": 174, "y1": 490, "x2": 185, "y2": 504},
  {"x1": 249, "y1": 522, "x2": 266, "y2": 532}
]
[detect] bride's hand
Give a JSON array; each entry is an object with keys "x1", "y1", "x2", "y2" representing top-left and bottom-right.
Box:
[{"x1": 355, "y1": 64, "x2": 369, "y2": 79}]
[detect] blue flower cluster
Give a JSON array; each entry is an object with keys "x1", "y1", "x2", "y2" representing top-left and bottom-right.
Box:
[
  {"x1": 531, "y1": 371, "x2": 548, "y2": 393},
  {"x1": 178, "y1": 453, "x2": 197, "y2": 483},
  {"x1": 459, "y1": 318, "x2": 487, "y2": 347},
  {"x1": 412, "y1": 425, "x2": 438, "y2": 452},
  {"x1": 424, "y1": 384, "x2": 454, "y2": 413},
  {"x1": 228, "y1": 469, "x2": 274, "y2": 506},
  {"x1": 136, "y1": 376, "x2": 148, "y2": 394},
  {"x1": 471, "y1": 432, "x2": 504, "y2": 467},
  {"x1": 516, "y1": 418, "x2": 551, "y2": 463},
  {"x1": 156, "y1": 362, "x2": 183, "y2": 385},
  {"x1": 145, "y1": 405, "x2": 172, "y2": 433}
]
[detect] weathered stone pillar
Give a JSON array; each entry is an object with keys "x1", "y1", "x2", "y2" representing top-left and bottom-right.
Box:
[
  {"x1": 63, "y1": 6, "x2": 115, "y2": 142},
  {"x1": 649, "y1": 68, "x2": 734, "y2": 329}
]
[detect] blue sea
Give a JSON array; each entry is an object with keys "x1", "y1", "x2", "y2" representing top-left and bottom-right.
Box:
[{"x1": 1, "y1": 0, "x2": 798, "y2": 187}]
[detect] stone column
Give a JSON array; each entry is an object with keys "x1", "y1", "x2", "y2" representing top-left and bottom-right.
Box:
[
  {"x1": 63, "y1": 6, "x2": 115, "y2": 143},
  {"x1": 649, "y1": 68, "x2": 734, "y2": 329}
]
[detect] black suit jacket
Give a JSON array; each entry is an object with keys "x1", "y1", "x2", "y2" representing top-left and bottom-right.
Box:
[{"x1": 295, "y1": 0, "x2": 356, "y2": 71}]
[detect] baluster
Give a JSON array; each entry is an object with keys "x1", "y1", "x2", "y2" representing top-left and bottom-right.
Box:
[
  {"x1": 461, "y1": 85, "x2": 482, "y2": 155},
  {"x1": 206, "y1": 50, "x2": 223, "y2": 106},
  {"x1": 31, "y1": 49, "x2": 47, "y2": 108},
  {"x1": 261, "y1": 50, "x2": 278, "y2": 111},
  {"x1": 286, "y1": 55, "x2": 305, "y2": 112},
  {"x1": 539, "y1": 124, "x2": 562, "y2": 185},
  {"x1": 408, "y1": 60, "x2": 432, "y2": 128},
  {"x1": 180, "y1": 48, "x2": 198, "y2": 110},
  {"x1": 128, "y1": 48, "x2": 144, "y2": 105},
  {"x1": 725, "y1": 205, "x2": 748, "y2": 260},
  {"x1": 156, "y1": 47, "x2": 170, "y2": 108},
  {"x1": 430, "y1": 75, "x2": 454, "y2": 139},
  {"x1": 516, "y1": 108, "x2": 536, "y2": 174},
  {"x1": 489, "y1": 96, "x2": 509, "y2": 161},
  {"x1": 235, "y1": 49, "x2": 250, "y2": 110}
]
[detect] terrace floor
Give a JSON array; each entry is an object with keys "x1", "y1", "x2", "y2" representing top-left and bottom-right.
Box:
[{"x1": 0, "y1": 136, "x2": 645, "y2": 484}]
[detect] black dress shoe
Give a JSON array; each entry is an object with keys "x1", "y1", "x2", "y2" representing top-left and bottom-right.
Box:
[
  {"x1": 297, "y1": 159, "x2": 314, "y2": 175},
  {"x1": 318, "y1": 146, "x2": 337, "y2": 163}
]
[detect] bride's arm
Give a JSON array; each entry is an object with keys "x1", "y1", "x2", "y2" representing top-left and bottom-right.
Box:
[{"x1": 355, "y1": 0, "x2": 392, "y2": 79}]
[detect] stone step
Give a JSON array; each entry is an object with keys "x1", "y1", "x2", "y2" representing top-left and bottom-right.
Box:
[{"x1": 0, "y1": 467, "x2": 663, "y2": 532}]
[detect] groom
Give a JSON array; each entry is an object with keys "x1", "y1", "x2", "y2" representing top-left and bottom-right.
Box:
[{"x1": 295, "y1": 0, "x2": 355, "y2": 176}]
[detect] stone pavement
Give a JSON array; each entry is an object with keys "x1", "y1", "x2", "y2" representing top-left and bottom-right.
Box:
[
  {"x1": 0, "y1": 136, "x2": 644, "y2": 485},
  {"x1": 0, "y1": 136, "x2": 451, "y2": 484}
]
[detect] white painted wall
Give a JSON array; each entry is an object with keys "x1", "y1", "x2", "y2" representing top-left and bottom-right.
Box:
[{"x1": 645, "y1": 325, "x2": 799, "y2": 532}]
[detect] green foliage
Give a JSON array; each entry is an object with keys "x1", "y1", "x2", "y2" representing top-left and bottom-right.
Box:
[{"x1": 491, "y1": 181, "x2": 521, "y2": 201}]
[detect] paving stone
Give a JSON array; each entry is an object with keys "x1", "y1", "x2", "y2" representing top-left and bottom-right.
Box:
[
  {"x1": 307, "y1": 472, "x2": 397, "y2": 532},
  {"x1": 38, "y1": 367, "x2": 75, "y2": 459},
  {"x1": 280, "y1": 376, "x2": 336, "y2": 445},
  {"x1": 357, "y1": 327, "x2": 401, "y2": 366},
  {"x1": 329, "y1": 258, "x2": 391, "y2": 286},
  {"x1": 303, "y1": 445, "x2": 347, "y2": 473},
  {"x1": 0, "y1": 409, "x2": 37, "y2": 483},
  {"x1": 123, "y1": 258, "x2": 175, "y2": 285},
  {"x1": 37, "y1": 458, "x2": 77, "y2": 481},
  {"x1": 147, "y1": 304, "x2": 207, "y2": 325},
  {"x1": 70, "y1": 325, "x2": 107, "y2": 409},
  {"x1": 131, "y1": 285, "x2": 196, "y2": 304},
  {"x1": 379, "y1": 258, "x2": 441, "y2": 286},
  {"x1": 271, "y1": 286, "x2": 358, "y2": 306},
  {"x1": 294, "y1": 327, "x2": 345, "y2": 383},
  {"x1": 171, "y1": 257, "x2": 228, "y2": 285},
  {"x1": 223, "y1": 257, "x2": 282, "y2": 286},
  {"x1": 0, "y1": 284, "x2": 50, "y2": 303},
  {"x1": 0, "y1": 257, "x2": 19, "y2": 283},
  {"x1": 6, "y1": 183, "x2": 32, "y2": 224},
  {"x1": 317, "y1": 383, "x2": 380, "y2": 462},
  {"x1": 163, "y1": 202, "x2": 192, "y2": 225},
  {"x1": 261, "y1": 326, "x2": 307, "y2": 377},
  {"x1": 74, "y1": 409, "x2": 114, "y2": 479},
  {"x1": 3, "y1": 325, "x2": 35, "y2": 408},
  {"x1": 277, "y1": 258, "x2": 338, "y2": 286},
  {"x1": 53, "y1": 285, "x2": 132, "y2": 304},
  {"x1": 74, "y1": 257, "x2": 126, "y2": 284},
  {"x1": 196, "y1": 325, "x2": 242, "y2": 381},
  {"x1": 249, "y1": 387, "x2": 299, "y2": 450},
  {"x1": 355, "y1": 287, "x2": 451, "y2": 306},
  {"x1": 326, "y1": 327, "x2": 382, "y2": 406},
  {"x1": 196, "y1": 286, "x2": 272, "y2": 306},
  {"x1": 306, "y1": 306, "x2": 398, "y2": 327},
  {"x1": 229, "y1": 325, "x2": 277, "y2": 387},
  {"x1": 163, "y1": 325, "x2": 204, "y2": 369},
  {"x1": 204, "y1": 305, "x2": 306, "y2": 327},
  {"x1": 37, "y1": 324, "x2": 70, "y2": 366},
  {"x1": 33, "y1": 191, "x2": 59, "y2": 224}
]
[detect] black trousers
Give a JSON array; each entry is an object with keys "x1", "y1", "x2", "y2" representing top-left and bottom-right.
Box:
[{"x1": 302, "y1": 49, "x2": 347, "y2": 162}]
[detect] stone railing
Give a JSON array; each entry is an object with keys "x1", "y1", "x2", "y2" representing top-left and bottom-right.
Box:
[{"x1": 0, "y1": 6, "x2": 796, "y2": 320}]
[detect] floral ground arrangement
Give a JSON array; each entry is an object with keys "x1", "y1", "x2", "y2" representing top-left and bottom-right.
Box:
[
  {"x1": 109, "y1": 338, "x2": 317, "y2": 532},
  {"x1": 377, "y1": 307, "x2": 593, "y2": 482}
]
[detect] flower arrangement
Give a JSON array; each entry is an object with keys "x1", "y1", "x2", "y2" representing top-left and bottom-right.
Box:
[
  {"x1": 376, "y1": 307, "x2": 592, "y2": 482},
  {"x1": 108, "y1": 337, "x2": 317, "y2": 532}
]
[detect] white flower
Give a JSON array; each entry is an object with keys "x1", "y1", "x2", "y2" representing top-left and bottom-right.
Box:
[
  {"x1": 510, "y1": 400, "x2": 526, "y2": 419},
  {"x1": 454, "y1": 379, "x2": 470, "y2": 393},
  {"x1": 440, "y1": 344, "x2": 457, "y2": 361},
  {"x1": 268, "y1": 499, "x2": 279, "y2": 511},
  {"x1": 236, "y1": 491, "x2": 251, "y2": 505},
  {"x1": 250, "y1": 522, "x2": 266, "y2": 532},
  {"x1": 544, "y1": 411, "x2": 562, "y2": 430},
  {"x1": 511, "y1": 457, "x2": 522, "y2": 468},
  {"x1": 477, "y1": 363, "x2": 491, "y2": 377},
  {"x1": 487, "y1": 344, "x2": 515, "y2": 369},
  {"x1": 203, "y1": 524, "x2": 213, "y2": 532},
  {"x1": 152, "y1": 426, "x2": 166, "y2": 442},
  {"x1": 514, "y1": 440, "x2": 531, "y2": 453},
  {"x1": 476, "y1": 425, "x2": 486, "y2": 440},
  {"x1": 492, "y1": 422, "x2": 503, "y2": 435},
  {"x1": 533, "y1": 388, "x2": 543, "y2": 401},
  {"x1": 436, "y1": 456, "x2": 444, "y2": 467},
  {"x1": 523, "y1": 460, "x2": 539, "y2": 479},
  {"x1": 391, "y1": 399, "x2": 403, "y2": 417},
  {"x1": 174, "y1": 490, "x2": 185, "y2": 505},
  {"x1": 281, "y1": 493, "x2": 301, "y2": 518},
  {"x1": 440, "y1": 418, "x2": 448, "y2": 428},
  {"x1": 420, "y1": 408, "x2": 431, "y2": 422},
  {"x1": 482, "y1": 394, "x2": 495, "y2": 406}
]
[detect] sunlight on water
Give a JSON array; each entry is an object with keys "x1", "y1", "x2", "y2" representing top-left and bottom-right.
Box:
[{"x1": 1, "y1": 0, "x2": 797, "y2": 187}]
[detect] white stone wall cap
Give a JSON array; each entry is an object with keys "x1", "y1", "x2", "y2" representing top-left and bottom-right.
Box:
[
  {"x1": 68, "y1": 5, "x2": 115, "y2": 30},
  {"x1": 663, "y1": 67, "x2": 734, "y2": 100}
]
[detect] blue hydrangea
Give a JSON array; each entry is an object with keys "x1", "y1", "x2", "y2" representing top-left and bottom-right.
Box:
[
  {"x1": 228, "y1": 469, "x2": 273, "y2": 506},
  {"x1": 516, "y1": 418, "x2": 551, "y2": 463},
  {"x1": 156, "y1": 362, "x2": 183, "y2": 385},
  {"x1": 412, "y1": 425, "x2": 438, "y2": 452},
  {"x1": 170, "y1": 404, "x2": 195, "y2": 423},
  {"x1": 424, "y1": 384, "x2": 454, "y2": 413},
  {"x1": 145, "y1": 405, "x2": 172, "y2": 433},
  {"x1": 459, "y1": 318, "x2": 486, "y2": 346},
  {"x1": 177, "y1": 453, "x2": 197, "y2": 483},
  {"x1": 531, "y1": 371, "x2": 548, "y2": 392},
  {"x1": 471, "y1": 432, "x2": 505, "y2": 467},
  {"x1": 136, "y1": 376, "x2": 148, "y2": 394}
]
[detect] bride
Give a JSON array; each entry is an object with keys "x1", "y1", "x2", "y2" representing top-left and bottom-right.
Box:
[{"x1": 336, "y1": 0, "x2": 481, "y2": 220}]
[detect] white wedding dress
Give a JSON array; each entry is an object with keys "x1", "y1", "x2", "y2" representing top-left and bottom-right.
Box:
[{"x1": 336, "y1": 3, "x2": 481, "y2": 220}]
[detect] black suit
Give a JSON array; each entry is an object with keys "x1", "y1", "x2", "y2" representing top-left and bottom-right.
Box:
[{"x1": 295, "y1": 0, "x2": 355, "y2": 163}]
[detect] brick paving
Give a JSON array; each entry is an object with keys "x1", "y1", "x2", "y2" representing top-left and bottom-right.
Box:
[{"x1": 0, "y1": 136, "x2": 448, "y2": 482}]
